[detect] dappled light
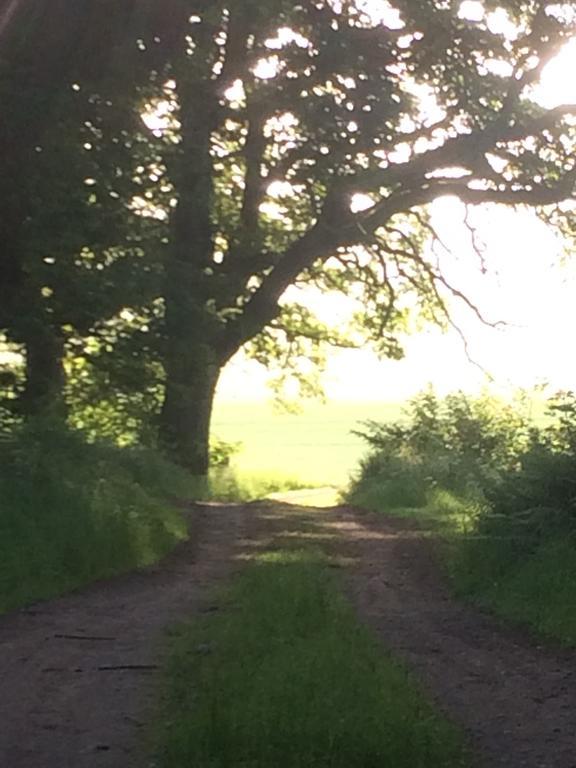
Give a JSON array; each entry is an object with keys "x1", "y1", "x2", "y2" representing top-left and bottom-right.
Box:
[{"x1": 2, "y1": 2, "x2": 576, "y2": 766}]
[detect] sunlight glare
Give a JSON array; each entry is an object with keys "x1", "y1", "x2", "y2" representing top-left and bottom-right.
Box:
[
  {"x1": 224, "y1": 79, "x2": 246, "y2": 104},
  {"x1": 458, "y1": 1, "x2": 484, "y2": 22},
  {"x1": 266, "y1": 27, "x2": 309, "y2": 49},
  {"x1": 482, "y1": 58, "x2": 513, "y2": 77},
  {"x1": 351, "y1": 193, "x2": 375, "y2": 212},
  {"x1": 268, "y1": 180, "x2": 294, "y2": 198},
  {"x1": 141, "y1": 100, "x2": 176, "y2": 136},
  {"x1": 534, "y1": 38, "x2": 576, "y2": 108},
  {"x1": 253, "y1": 56, "x2": 280, "y2": 80},
  {"x1": 259, "y1": 200, "x2": 285, "y2": 220},
  {"x1": 486, "y1": 8, "x2": 518, "y2": 39},
  {"x1": 357, "y1": 0, "x2": 404, "y2": 29}
]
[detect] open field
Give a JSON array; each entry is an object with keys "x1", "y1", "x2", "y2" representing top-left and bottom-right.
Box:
[{"x1": 212, "y1": 400, "x2": 403, "y2": 486}]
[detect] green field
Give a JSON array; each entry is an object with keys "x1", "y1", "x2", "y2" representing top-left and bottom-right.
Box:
[{"x1": 212, "y1": 400, "x2": 403, "y2": 486}]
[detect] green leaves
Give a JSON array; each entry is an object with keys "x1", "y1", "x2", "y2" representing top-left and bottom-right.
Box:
[{"x1": 3, "y1": 1, "x2": 576, "y2": 463}]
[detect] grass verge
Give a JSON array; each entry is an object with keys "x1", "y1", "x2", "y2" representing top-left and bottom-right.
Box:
[
  {"x1": 347, "y1": 477, "x2": 576, "y2": 646},
  {"x1": 190, "y1": 467, "x2": 315, "y2": 503},
  {"x1": 444, "y1": 535, "x2": 576, "y2": 646},
  {"x1": 0, "y1": 421, "x2": 320, "y2": 615},
  {"x1": 155, "y1": 544, "x2": 467, "y2": 767},
  {"x1": 0, "y1": 426, "x2": 191, "y2": 614},
  {"x1": 346, "y1": 478, "x2": 480, "y2": 534},
  {"x1": 344, "y1": 388, "x2": 576, "y2": 647}
]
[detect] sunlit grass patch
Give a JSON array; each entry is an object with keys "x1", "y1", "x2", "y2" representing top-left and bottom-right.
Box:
[
  {"x1": 212, "y1": 400, "x2": 403, "y2": 486},
  {"x1": 345, "y1": 474, "x2": 481, "y2": 535},
  {"x1": 189, "y1": 467, "x2": 316, "y2": 502},
  {"x1": 155, "y1": 543, "x2": 467, "y2": 768},
  {"x1": 266, "y1": 485, "x2": 341, "y2": 507}
]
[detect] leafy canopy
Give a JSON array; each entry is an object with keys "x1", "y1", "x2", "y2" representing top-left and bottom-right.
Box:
[
  {"x1": 2, "y1": 0, "x2": 576, "y2": 429},
  {"x1": 151, "y1": 0, "x2": 576, "y2": 372}
]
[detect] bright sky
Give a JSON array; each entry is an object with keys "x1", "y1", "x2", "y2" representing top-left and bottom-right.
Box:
[
  {"x1": 218, "y1": 14, "x2": 576, "y2": 404},
  {"x1": 218, "y1": 202, "x2": 576, "y2": 402}
]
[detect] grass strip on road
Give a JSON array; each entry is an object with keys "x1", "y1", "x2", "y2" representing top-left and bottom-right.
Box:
[{"x1": 155, "y1": 539, "x2": 467, "y2": 767}]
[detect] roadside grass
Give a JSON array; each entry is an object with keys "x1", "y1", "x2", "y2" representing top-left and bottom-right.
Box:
[
  {"x1": 155, "y1": 543, "x2": 467, "y2": 768},
  {"x1": 343, "y1": 389, "x2": 576, "y2": 647},
  {"x1": 0, "y1": 427, "x2": 190, "y2": 614},
  {"x1": 346, "y1": 477, "x2": 480, "y2": 534},
  {"x1": 346, "y1": 476, "x2": 576, "y2": 646},
  {"x1": 190, "y1": 467, "x2": 315, "y2": 503},
  {"x1": 0, "y1": 422, "x2": 313, "y2": 615},
  {"x1": 444, "y1": 535, "x2": 576, "y2": 646}
]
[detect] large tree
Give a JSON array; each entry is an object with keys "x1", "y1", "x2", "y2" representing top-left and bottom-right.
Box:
[
  {"x1": 0, "y1": 0, "x2": 192, "y2": 413},
  {"x1": 156, "y1": 0, "x2": 576, "y2": 472},
  {"x1": 2, "y1": 1, "x2": 576, "y2": 473}
]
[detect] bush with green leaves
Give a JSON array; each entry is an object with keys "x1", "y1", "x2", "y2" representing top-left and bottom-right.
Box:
[
  {"x1": 348, "y1": 388, "x2": 530, "y2": 517},
  {"x1": 477, "y1": 392, "x2": 576, "y2": 543},
  {"x1": 348, "y1": 388, "x2": 576, "y2": 643}
]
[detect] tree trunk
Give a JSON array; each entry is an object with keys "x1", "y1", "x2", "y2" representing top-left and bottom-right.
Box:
[
  {"x1": 158, "y1": 39, "x2": 222, "y2": 475},
  {"x1": 17, "y1": 321, "x2": 66, "y2": 418},
  {"x1": 159, "y1": 345, "x2": 221, "y2": 475}
]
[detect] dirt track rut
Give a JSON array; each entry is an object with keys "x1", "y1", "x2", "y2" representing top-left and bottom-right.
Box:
[
  {"x1": 1, "y1": 501, "x2": 576, "y2": 768},
  {"x1": 327, "y1": 507, "x2": 576, "y2": 768},
  {"x1": 0, "y1": 503, "x2": 247, "y2": 768}
]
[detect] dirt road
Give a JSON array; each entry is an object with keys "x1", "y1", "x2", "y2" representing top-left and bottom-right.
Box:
[
  {"x1": 1, "y1": 500, "x2": 576, "y2": 767},
  {"x1": 327, "y1": 508, "x2": 576, "y2": 768},
  {"x1": 0, "y1": 503, "x2": 248, "y2": 768}
]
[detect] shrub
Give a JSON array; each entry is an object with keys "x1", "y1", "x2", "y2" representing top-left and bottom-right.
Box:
[
  {"x1": 348, "y1": 388, "x2": 530, "y2": 516},
  {"x1": 347, "y1": 387, "x2": 576, "y2": 644}
]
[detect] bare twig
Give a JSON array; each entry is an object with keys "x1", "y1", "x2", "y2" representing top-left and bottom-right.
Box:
[
  {"x1": 97, "y1": 664, "x2": 158, "y2": 672},
  {"x1": 54, "y1": 634, "x2": 115, "y2": 642}
]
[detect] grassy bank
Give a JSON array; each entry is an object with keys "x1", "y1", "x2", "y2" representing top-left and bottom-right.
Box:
[
  {"x1": 191, "y1": 467, "x2": 315, "y2": 503},
  {"x1": 0, "y1": 419, "x2": 312, "y2": 615},
  {"x1": 0, "y1": 424, "x2": 191, "y2": 614},
  {"x1": 444, "y1": 535, "x2": 576, "y2": 645},
  {"x1": 349, "y1": 480, "x2": 576, "y2": 645},
  {"x1": 345, "y1": 389, "x2": 576, "y2": 647},
  {"x1": 155, "y1": 543, "x2": 466, "y2": 768}
]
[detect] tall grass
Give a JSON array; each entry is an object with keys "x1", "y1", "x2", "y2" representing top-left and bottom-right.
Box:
[
  {"x1": 155, "y1": 546, "x2": 467, "y2": 767},
  {"x1": 0, "y1": 420, "x2": 191, "y2": 614},
  {"x1": 189, "y1": 467, "x2": 314, "y2": 503},
  {"x1": 444, "y1": 534, "x2": 576, "y2": 645},
  {"x1": 0, "y1": 415, "x2": 321, "y2": 615}
]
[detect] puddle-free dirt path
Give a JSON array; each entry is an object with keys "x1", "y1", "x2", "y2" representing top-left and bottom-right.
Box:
[
  {"x1": 0, "y1": 502, "x2": 249, "y2": 768},
  {"x1": 2, "y1": 499, "x2": 576, "y2": 768},
  {"x1": 325, "y1": 506, "x2": 576, "y2": 768}
]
